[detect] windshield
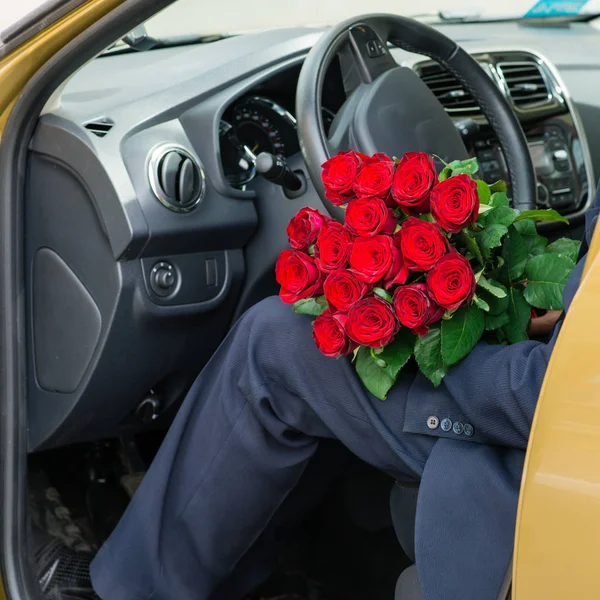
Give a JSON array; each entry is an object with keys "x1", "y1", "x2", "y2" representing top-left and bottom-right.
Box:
[{"x1": 141, "y1": 0, "x2": 600, "y2": 38}]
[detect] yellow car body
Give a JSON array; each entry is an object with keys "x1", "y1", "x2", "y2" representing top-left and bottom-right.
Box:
[{"x1": 0, "y1": 2, "x2": 598, "y2": 598}]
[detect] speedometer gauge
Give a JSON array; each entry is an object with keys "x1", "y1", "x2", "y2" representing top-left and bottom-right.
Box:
[{"x1": 233, "y1": 97, "x2": 296, "y2": 157}]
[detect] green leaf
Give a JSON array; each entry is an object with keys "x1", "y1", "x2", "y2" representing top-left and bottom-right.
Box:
[
  {"x1": 547, "y1": 238, "x2": 581, "y2": 263},
  {"x1": 485, "y1": 206, "x2": 519, "y2": 227},
  {"x1": 490, "y1": 192, "x2": 509, "y2": 208},
  {"x1": 477, "y1": 276, "x2": 507, "y2": 298},
  {"x1": 513, "y1": 220, "x2": 548, "y2": 257},
  {"x1": 473, "y1": 295, "x2": 490, "y2": 312},
  {"x1": 476, "y1": 224, "x2": 508, "y2": 259},
  {"x1": 478, "y1": 204, "x2": 494, "y2": 215},
  {"x1": 490, "y1": 180, "x2": 508, "y2": 194},
  {"x1": 460, "y1": 229, "x2": 484, "y2": 266},
  {"x1": 485, "y1": 312, "x2": 510, "y2": 330},
  {"x1": 355, "y1": 330, "x2": 416, "y2": 400},
  {"x1": 502, "y1": 286, "x2": 531, "y2": 343},
  {"x1": 515, "y1": 209, "x2": 569, "y2": 225},
  {"x1": 476, "y1": 179, "x2": 491, "y2": 205},
  {"x1": 479, "y1": 284, "x2": 509, "y2": 316},
  {"x1": 502, "y1": 225, "x2": 528, "y2": 282},
  {"x1": 414, "y1": 326, "x2": 447, "y2": 387},
  {"x1": 452, "y1": 157, "x2": 479, "y2": 175},
  {"x1": 441, "y1": 304, "x2": 485, "y2": 366},
  {"x1": 439, "y1": 165, "x2": 453, "y2": 181},
  {"x1": 293, "y1": 297, "x2": 328, "y2": 316},
  {"x1": 523, "y1": 253, "x2": 575, "y2": 310},
  {"x1": 374, "y1": 287, "x2": 393, "y2": 303},
  {"x1": 418, "y1": 213, "x2": 436, "y2": 223}
]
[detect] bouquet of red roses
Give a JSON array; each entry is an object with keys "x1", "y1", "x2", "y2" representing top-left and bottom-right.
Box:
[{"x1": 276, "y1": 151, "x2": 579, "y2": 399}]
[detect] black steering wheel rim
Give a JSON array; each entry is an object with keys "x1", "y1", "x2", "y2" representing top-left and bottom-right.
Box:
[{"x1": 296, "y1": 13, "x2": 537, "y2": 217}]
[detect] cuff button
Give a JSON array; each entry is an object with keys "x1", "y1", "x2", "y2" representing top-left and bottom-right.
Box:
[
  {"x1": 441, "y1": 418, "x2": 453, "y2": 432},
  {"x1": 464, "y1": 423, "x2": 474, "y2": 437},
  {"x1": 453, "y1": 421, "x2": 464, "y2": 435},
  {"x1": 427, "y1": 416, "x2": 439, "y2": 430}
]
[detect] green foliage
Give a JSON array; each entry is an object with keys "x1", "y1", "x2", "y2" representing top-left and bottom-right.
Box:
[
  {"x1": 515, "y1": 209, "x2": 569, "y2": 224},
  {"x1": 414, "y1": 326, "x2": 447, "y2": 387},
  {"x1": 547, "y1": 238, "x2": 581, "y2": 263},
  {"x1": 293, "y1": 297, "x2": 328, "y2": 316},
  {"x1": 523, "y1": 253, "x2": 574, "y2": 310},
  {"x1": 441, "y1": 304, "x2": 485, "y2": 366},
  {"x1": 355, "y1": 330, "x2": 416, "y2": 400},
  {"x1": 502, "y1": 286, "x2": 531, "y2": 343}
]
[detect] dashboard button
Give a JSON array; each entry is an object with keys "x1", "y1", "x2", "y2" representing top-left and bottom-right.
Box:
[{"x1": 150, "y1": 262, "x2": 178, "y2": 297}]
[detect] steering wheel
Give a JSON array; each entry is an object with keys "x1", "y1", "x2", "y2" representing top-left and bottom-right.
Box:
[{"x1": 296, "y1": 14, "x2": 536, "y2": 221}]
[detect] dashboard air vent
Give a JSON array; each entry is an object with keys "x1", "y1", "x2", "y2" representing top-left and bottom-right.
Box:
[
  {"x1": 418, "y1": 63, "x2": 479, "y2": 113},
  {"x1": 148, "y1": 144, "x2": 206, "y2": 213},
  {"x1": 84, "y1": 118, "x2": 114, "y2": 137},
  {"x1": 497, "y1": 62, "x2": 550, "y2": 107}
]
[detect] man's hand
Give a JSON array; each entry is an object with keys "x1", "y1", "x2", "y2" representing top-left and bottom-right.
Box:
[{"x1": 528, "y1": 310, "x2": 563, "y2": 338}]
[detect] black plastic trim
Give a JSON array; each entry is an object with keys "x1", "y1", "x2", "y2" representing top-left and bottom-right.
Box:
[
  {"x1": 0, "y1": 0, "x2": 87, "y2": 58},
  {"x1": 0, "y1": 1, "x2": 177, "y2": 600}
]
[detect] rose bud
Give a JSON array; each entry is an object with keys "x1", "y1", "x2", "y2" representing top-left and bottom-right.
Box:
[
  {"x1": 430, "y1": 174, "x2": 480, "y2": 233},
  {"x1": 321, "y1": 150, "x2": 369, "y2": 206},
  {"x1": 315, "y1": 221, "x2": 353, "y2": 272},
  {"x1": 353, "y1": 154, "x2": 395, "y2": 200},
  {"x1": 275, "y1": 250, "x2": 324, "y2": 304},
  {"x1": 312, "y1": 311, "x2": 358, "y2": 357},
  {"x1": 426, "y1": 252, "x2": 476, "y2": 310},
  {"x1": 395, "y1": 217, "x2": 448, "y2": 271},
  {"x1": 393, "y1": 284, "x2": 445, "y2": 337},
  {"x1": 350, "y1": 235, "x2": 407, "y2": 285},
  {"x1": 323, "y1": 270, "x2": 369, "y2": 313},
  {"x1": 346, "y1": 295, "x2": 400, "y2": 348},
  {"x1": 286, "y1": 207, "x2": 329, "y2": 251},
  {"x1": 391, "y1": 152, "x2": 437, "y2": 214},
  {"x1": 345, "y1": 197, "x2": 396, "y2": 238}
]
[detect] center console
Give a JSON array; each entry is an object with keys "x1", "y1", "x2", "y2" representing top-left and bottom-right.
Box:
[
  {"x1": 473, "y1": 115, "x2": 588, "y2": 215},
  {"x1": 413, "y1": 50, "x2": 594, "y2": 220}
]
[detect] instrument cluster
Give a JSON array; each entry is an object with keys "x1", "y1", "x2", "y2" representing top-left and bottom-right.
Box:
[{"x1": 219, "y1": 95, "x2": 335, "y2": 189}]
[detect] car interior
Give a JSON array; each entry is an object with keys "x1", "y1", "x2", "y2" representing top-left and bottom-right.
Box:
[{"x1": 14, "y1": 3, "x2": 600, "y2": 599}]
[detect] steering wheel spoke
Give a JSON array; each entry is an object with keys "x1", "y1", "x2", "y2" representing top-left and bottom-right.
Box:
[{"x1": 341, "y1": 24, "x2": 396, "y2": 89}]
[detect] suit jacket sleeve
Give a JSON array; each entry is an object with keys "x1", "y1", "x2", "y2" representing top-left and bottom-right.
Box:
[{"x1": 403, "y1": 241, "x2": 586, "y2": 451}]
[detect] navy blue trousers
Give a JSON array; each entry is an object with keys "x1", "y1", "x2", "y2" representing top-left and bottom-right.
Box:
[{"x1": 90, "y1": 296, "x2": 516, "y2": 600}]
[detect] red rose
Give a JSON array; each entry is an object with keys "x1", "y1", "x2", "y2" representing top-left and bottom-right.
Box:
[
  {"x1": 346, "y1": 296, "x2": 399, "y2": 348},
  {"x1": 312, "y1": 311, "x2": 357, "y2": 357},
  {"x1": 275, "y1": 250, "x2": 324, "y2": 304},
  {"x1": 384, "y1": 244, "x2": 410, "y2": 290},
  {"x1": 426, "y1": 253, "x2": 476, "y2": 310},
  {"x1": 391, "y1": 152, "x2": 437, "y2": 214},
  {"x1": 315, "y1": 221, "x2": 353, "y2": 272},
  {"x1": 350, "y1": 235, "x2": 408, "y2": 286},
  {"x1": 286, "y1": 207, "x2": 329, "y2": 251},
  {"x1": 345, "y1": 197, "x2": 396, "y2": 238},
  {"x1": 323, "y1": 270, "x2": 369, "y2": 313},
  {"x1": 321, "y1": 150, "x2": 368, "y2": 206},
  {"x1": 353, "y1": 155, "x2": 394, "y2": 200},
  {"x1": 430, "y1": 174, "x2": 479, "y2": 233},
  {"x1": 395, "y1": 217, "x2": 448, "y2": 271},
  {"x1": 393, "y1": 284, "x2": 444, "y2": 336}
]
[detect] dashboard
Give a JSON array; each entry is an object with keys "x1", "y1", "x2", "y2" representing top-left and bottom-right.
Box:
[{"x1": 24, "y1": 19, "x2": 600, "y2": 451}]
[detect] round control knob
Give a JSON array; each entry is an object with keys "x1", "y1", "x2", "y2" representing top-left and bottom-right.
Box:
[{"x1": 150, "y1": 262, "x2": 178, "y2": 297}]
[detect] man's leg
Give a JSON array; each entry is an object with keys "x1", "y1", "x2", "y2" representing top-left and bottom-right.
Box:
[{"x1": 90, "y1": 297, "x2": 434, "y2": 600}]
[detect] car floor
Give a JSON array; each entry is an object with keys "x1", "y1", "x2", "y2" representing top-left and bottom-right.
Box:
[{"x1": 28, "y1": 436, "x2": 410, "y2": 600}]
